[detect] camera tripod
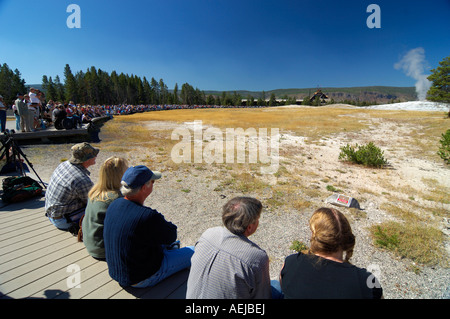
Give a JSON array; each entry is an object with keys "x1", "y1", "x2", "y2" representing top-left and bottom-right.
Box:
[{"x1": 0, "y1": 130, "x2": 46, "y2": 189}]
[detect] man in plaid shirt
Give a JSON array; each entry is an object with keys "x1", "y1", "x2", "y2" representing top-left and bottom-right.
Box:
[{"x1": 45, "y1": 142, "x2": 99, "y2": 233}]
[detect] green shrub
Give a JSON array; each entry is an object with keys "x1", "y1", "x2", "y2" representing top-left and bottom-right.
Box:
[
  {"x1": 437, "y1": 129, "x2": 450, "y2": 164},
  {"x1": 290, "y1": 240, "x2": 309, "y2": 253},
  {"x1": 339, "y1": 142, "x2": 387, "y2": 167},
  {"x1": 372, "y1": 225, "x2": 400, "y2": 250}
]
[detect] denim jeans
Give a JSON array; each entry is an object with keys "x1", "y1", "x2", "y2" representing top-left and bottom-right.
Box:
[
  {"x1": 0, "y1": 110, "x2": 6, "y2": 132},
  {"x1": 132, "y1": 246, "x2": 195, "y2": 288},
  {"x1": 15, "y1": 113, "x2": 21, "y2": 131},
  {"x1": 270, "y1": 279, "x2": 284, "y2": 299},
  {"x1": 48, "y1": 209, "x2": 85, "y2": 230}
]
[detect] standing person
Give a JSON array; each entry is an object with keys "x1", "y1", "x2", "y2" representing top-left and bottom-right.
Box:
[
  {"x1": 186, "y1": 197, "x2": 280, "y2": 299},
  {"x1": 279, "y1": 207, "x2": 383, "y2": 299},
  {"x1": 0, "y1": 95, "x2": 6, "y2": 133},
  {"x1": 11, "y1": 97, "x2": 21, "y2": 131},
  {"x1": 23, "y1": 94, "x2": 34, "y2": 131},
  {"x1": 82, "y1": 156, "x2": 129, "y2": 261},
  {"x1": 103, "y1": 165, "x2": 194, "y2": 288},
  {"x1": 15, "y1": 93, "x2": 31, "y2": 132},
  {"x1": 45, "y1": 142, "x2": 99, "y2": 233},
  {"x1": 28, "y1": 89, "x2": 40, "y2": 130},
  {"x1": 29, "y1": 88, "x2": 41, "y2": 116}
]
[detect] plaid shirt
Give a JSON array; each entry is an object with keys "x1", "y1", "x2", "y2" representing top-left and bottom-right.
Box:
[{"x1": 45, "y1": 161, "x2": 93, "y2": 219}]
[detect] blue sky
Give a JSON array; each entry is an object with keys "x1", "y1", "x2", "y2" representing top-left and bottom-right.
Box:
[{"x1": 0, "y1": 0, "x2": 449, "y2": 91}]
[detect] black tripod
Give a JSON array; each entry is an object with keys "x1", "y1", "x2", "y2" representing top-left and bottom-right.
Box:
[{"x1": 0, "y1": 130, "x2": 46, "y2": 189}]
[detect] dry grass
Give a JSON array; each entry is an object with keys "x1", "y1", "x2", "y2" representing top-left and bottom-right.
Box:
[
  {"x1": 370, "y1": 221, "x2": 447, "y2": 266},
  {"x1": 111, "y1": 106, "x2": 448, "y2": 150},
  {"x1": 111, "y1": 107, "x2": 371, "y2": 141}
]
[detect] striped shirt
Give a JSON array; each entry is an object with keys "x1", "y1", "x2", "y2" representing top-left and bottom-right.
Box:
[
  {"x1": 186, "y1": 226, "x2": 271, "y2": 299},
  {"x1": 45, "y1": 161, "x2": 93, "y2": 219}
]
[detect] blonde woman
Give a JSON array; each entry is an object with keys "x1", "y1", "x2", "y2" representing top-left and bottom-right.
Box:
[
  {"x1": 82, "y1": 156, "x2": 129, "y2": 260},
  {"x1": 279, "y1": 207, "x2": 383, "y2": 299}
]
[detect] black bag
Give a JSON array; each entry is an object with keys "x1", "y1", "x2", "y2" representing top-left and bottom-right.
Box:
[{"x1": 2, "y1": 176, "x2": 43, "y2": 203}]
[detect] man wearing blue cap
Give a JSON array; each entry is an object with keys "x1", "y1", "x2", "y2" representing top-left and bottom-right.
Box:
[{"x1": 103, "y1": 165, "x2": 194, "y2": 288}]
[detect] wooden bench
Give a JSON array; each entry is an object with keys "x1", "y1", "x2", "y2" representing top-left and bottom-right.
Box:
[{"x1": 0, "y1": 196, "x2": 189, "y2": 299}]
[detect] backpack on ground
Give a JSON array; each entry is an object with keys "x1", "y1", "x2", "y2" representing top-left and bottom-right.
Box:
[{"x1": 1, "y1": 176, "x2": 43, "y2": 203}]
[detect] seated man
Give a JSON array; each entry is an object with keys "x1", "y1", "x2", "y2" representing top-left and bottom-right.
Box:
[
  {"x1": 45, "y1": 142, "x2": 99, "y2": 233},
  {"x1": 186, "y1": 197, "x2": 282, "y2": 299},
  {"x1": 103, "y1": 165, "x2": 194, "y2": 288},
  {"x1": 52, "y1": 104, "x2": 68, "y2": 129}
]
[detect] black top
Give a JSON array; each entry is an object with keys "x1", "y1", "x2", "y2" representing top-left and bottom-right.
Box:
[{"x1": 280, "y1": 253, "x2": 383, "y2": 299}]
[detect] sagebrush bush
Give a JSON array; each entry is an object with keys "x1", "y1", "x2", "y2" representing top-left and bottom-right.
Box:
[
  {"x1": 339, "y1": 142, "x2": 387, "y2": 167},
  {"x1": 437, "y1": 129, "x2": 450, "y2": 164},
  {"x1": 290, "y1": 240, "x2": 309, "y2": 253}
]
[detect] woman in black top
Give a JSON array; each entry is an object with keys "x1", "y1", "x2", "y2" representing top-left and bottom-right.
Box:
[{"x1": 280, "y1": 207, "x2": 383, "y2": 299}]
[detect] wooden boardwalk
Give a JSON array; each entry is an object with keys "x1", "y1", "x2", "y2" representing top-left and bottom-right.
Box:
[
  {"x1": 0, "y1": 194, "x2": 189, "y2": 299},
  {"x1": 10, "y1": 127, "x2": 90, "y2": 144},
  {"x1": 4, "y1": 115, "x2": 112, "y2": 144}
]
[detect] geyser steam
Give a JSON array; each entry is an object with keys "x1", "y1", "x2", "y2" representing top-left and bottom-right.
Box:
[{"x1": 394, "y1": 47, "x2": 432, "y2": 101}]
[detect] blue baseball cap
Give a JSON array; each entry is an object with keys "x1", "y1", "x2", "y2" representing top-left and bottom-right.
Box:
[{"x1": 121, "y1": 165, "x2": 162, "y2": 189}]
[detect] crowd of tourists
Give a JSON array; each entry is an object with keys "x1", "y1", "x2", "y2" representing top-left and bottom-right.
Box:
[
  {"x1": 1, "y1": 87, "x2": 275, "y2": 133},
  {"x1": 44, "y1": 142, "x2": 384, "y2": 299},
  {"x1": 1, "y1": 88, "x2": 111, "y2": 132}
]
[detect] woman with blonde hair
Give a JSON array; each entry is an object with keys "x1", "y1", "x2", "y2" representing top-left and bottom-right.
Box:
[
  {"x1": 81, "y1": 156, "x2": 129, "y2": 260},
  {"x1": 279, "y1": 207, "x2": 383, "y2": 299}
]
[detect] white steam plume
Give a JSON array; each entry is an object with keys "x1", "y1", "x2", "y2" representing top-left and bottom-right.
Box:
[{"x1": 394, "y1": 47, "x2": 432, "y2": 101}]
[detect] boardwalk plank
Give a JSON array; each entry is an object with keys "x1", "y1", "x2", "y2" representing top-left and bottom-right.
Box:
[
  {"x1": 0, "y1": 222, "x2": 62, "y2": 250},
  {"x1": 0, "y1": 241, "x2": 86, "y2": 283},
  {"x1": 0, "y1": 191, "x2": 189, "y2": 299},
  {"x1": 0, "y1": 230, "x2": 66, "y2": 260},
  {"x1": 2, "y1": 251, "x2": 93, "y2": 298},
  {"x1": 81, "y1": 272, "x2": 125, "y2": 299},
  {"x1": 53, "y1": 262, "x2": 115, "y2": 299},
  {"x1": 0, "y1": 209, "x2": 44, "y2": 228},
  {"x1": 0, "y1": 236, "x2": 81, "y2": 272}
]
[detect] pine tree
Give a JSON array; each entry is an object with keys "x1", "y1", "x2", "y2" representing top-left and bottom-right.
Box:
[
  {"x1": 54, "y1": 75, "x2": 65, "y2": 102},
  {"x1": 173, "y1": 83, "x2": 179, "y2": 104},
  {"x1": 0, "y1": 63, "x2": 26, "y2": 104},
  {"x1": 64, "y1": 64, "x2": 78, "y2": 103},
  {"x1": 427, "y1": 55, "x2": 450, "y2": 103},
  {"x1": 269, "y1": 93, "x2": 277, "y2": 106},
  {"x1": 46, "y1": 76, "x2": 57, "y2": 101}
]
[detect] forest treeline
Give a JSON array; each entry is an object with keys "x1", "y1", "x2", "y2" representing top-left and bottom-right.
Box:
[{"x1": 41, "y1": 64, "x2": 271, "y2": 107}]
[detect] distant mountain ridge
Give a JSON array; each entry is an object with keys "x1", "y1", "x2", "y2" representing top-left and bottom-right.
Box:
[{"x1": 203, "y1": 86, "x2": 417, "y2": 103}]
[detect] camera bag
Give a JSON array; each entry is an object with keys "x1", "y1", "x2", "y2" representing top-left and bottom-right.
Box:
[{"x1": 1, "y1": 176, "x2": 43, "y2": 203}]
